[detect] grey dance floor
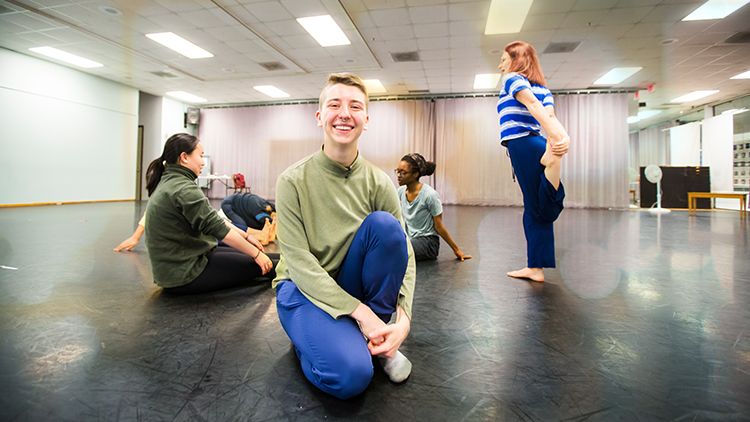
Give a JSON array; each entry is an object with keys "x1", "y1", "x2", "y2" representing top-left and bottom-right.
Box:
[{"x1": 1, "y1": 202, "x2": 748, "y2": 421}]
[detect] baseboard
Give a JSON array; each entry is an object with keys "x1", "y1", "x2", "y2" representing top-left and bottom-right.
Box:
[{"x1": 0, "y1": 199, "x2": 135, "y2": 208}]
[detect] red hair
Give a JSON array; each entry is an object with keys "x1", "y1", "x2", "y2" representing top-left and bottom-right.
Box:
[{"x1": 504, "y1": 41, "x2": 547, "y2": 86}]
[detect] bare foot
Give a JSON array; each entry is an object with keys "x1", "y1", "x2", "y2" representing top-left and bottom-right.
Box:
[
  {"x1": 268, "y1": 218, "x2": 277, "y2": 243},
  {"x1": 260, "y1": 220, "x2": 272, "y2": 245},
  {"x1": 507, "y1": 267, "x2": 544, "y2": 283},
  {"x1": 540, "y1": 142, "x2": 562, "y2": 190},
  {"x1": 540, "y1": 141, "x2": 560, "y2": 167}
]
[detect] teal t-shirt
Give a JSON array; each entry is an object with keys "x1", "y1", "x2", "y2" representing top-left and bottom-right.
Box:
[{"x1": 398, "y1": 183, "x2": 442, "y2": 239}]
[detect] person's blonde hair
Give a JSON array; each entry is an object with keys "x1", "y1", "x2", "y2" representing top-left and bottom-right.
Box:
[{"x1": 318, "y1": 72, "x2": 369, "y2": 109}]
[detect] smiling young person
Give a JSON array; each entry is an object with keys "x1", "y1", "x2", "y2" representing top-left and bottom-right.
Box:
[
  {"x1": 273, "y1": 73, "x2": 416, "y2": 399},
  {"x1": 143, "y1": 133, "x2": 273, "y2": 294},
  {"x1": 497, "y1": 41, "x2": 570, "y2": 283}
]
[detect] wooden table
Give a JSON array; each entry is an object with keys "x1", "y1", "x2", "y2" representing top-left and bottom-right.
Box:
[{"x1": 687, "y1": 192, "x2": 748, "y2": 216}]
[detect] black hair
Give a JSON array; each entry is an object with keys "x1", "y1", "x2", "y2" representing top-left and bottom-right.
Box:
[
  {"x1": 401, "y1": 153, "x2": 436, "y2": 179},
  {"x1": 145, "y1": 133, "x2": 200, "y2": 196}
]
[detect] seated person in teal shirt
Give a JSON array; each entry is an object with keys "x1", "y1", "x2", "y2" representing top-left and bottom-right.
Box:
[{"x1": 396, "y1": 153, "x2": 472, "y2": 262}]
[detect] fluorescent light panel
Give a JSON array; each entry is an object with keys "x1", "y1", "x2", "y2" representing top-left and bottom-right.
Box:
[
  {"x1": 671, "y1": 90, "x2": 719, "y2": 103},
  {"x1": 296, "y1": 15, "x2": 350, "y2": 47},
  {"x1": 364, "y1": 79, "x2": 386, "y2": 94},
  {"x1": 29, "y1": 46, "x2": 102, "y2": 68},
  {"x1": 593, "y1": 67, "x2": 642, "y2": 85},
  {"x1": 473, "y1": 73, "x2": 501, "y2": 90},
  {"x1": 166, "y1": 91, "x2": 206, "y2": 103},
  {"x1": 146, "y1": 32, "x2": 213, "y2": 59},
  {"x1": 484, "y1": 0, "x2": 533, "y2": 34},
  {"x1": 627, "y1": 109, "x2": 662, "y2": 124},
  {"x1": 682, "y1": 0, "x2": 750, "y2": 21},
  {"x1": 254, "y1": 85, "x2": 290, "y2": 98},
  {"x1": 721, "y1": 108, "x2": 748, "y2": 115},
  {"x1": 730, "y1": 70, "x2": 750, "y2": 79}
]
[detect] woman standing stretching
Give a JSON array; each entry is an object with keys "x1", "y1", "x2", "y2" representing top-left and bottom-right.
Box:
[{"x1": 497, "y1": 41, "x2": 570, "y2": 283}]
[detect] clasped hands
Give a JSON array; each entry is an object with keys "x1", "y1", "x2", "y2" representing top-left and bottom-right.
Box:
[{"x1": 351, "y1": 303, "x2": 409, "y2": 359}]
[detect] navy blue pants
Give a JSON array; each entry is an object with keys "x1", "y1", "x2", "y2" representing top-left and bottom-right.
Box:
[
  {"x1": 506, "y1": 135, "x2": 565, "y2": 268},
  {"x1": 275, "y1": 211, "x2": 408, "y2": 399}
]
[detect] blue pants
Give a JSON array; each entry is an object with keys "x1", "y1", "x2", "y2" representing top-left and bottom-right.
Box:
[
  {"x1": 275, "y1": 211, "x2": 408, "y2": 399},
  {"x1": 507, "y1": 135, "x2": 565, "y2": 268}
]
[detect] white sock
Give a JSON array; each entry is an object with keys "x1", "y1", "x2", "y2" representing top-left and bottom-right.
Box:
[{"x1": 379, "y1": 350, "x2": 412, "y2": 383}]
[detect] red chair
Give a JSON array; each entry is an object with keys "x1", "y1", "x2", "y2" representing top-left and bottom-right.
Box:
[{"x1": 232, "y1": 173, "x2": 250, "y2": 193}]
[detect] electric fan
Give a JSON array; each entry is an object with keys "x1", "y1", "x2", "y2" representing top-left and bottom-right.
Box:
[{"x1": 644, "y1": 164, "x2": 670, "y2": 215}]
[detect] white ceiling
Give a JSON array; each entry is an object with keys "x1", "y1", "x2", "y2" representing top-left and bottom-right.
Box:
[{"x1": 1, "y1": 0, "x2": 749, "y2": 127}]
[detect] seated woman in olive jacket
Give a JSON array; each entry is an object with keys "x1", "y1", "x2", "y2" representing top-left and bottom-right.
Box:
[{"x1": 143, "y1": 133, "x2": 273, "y2": 294}]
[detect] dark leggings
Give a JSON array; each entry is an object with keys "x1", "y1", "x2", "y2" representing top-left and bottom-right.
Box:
[
  {"x1": 506, "y1": 135, "x2": 565, "y2": 268},
  {"x1": 411, "y1": 235, "x2": 439, "y2": 261},
  {"x1": 163, "y1": 246, "x2": 269, "y2": 295}
]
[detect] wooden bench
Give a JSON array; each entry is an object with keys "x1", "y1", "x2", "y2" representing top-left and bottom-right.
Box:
[{"x1": 687, "y1": 192, "x2": 748, "y2": 216}]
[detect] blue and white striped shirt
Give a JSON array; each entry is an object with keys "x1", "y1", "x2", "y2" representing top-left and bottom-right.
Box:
[{"x1": 497, "y1": 72, "x2": 554, "y2": 145}]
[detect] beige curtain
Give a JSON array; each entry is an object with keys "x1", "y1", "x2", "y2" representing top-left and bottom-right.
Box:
[{"x1": 198, "y1": 93, "x2": 631, "y2": 208}]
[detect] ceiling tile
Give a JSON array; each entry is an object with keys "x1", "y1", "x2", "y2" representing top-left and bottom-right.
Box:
[
  {"x1": 280, "y1": 0, "x2": 327, "y2": 17},
  {"x1": 366, "y1": 0, "x2": 408, "y2": 10},
  {"x1": 448, "y1": 1, "x2": 487, "y2": 21},
  {"x1": 528, "y1": 0, "x2": 576, "y2": 15},
  {"x1": 572, "y1": 0, "x2": 619, "y2": 11},
  {"x1": 244, "y1": 1, "x2": 294, "y2": 21},
  {"x1": 370, "y1": 8, "x2": 411, "y2": 26},
  {"x1": 413, "y1": 22, "x2": 448, "y2": 37},
  {"x1": 522, "y1": 13, "x2": 566, "y2": 31},
  {"x1": 417, "y1": 36, "x2": 449, "y2": 50},
  {"x1": 378, "y1": 25, "x2": 415, "y2": 40},
  {"x1": 640, "y1": 3, "x2": 700, "y2": 23},
  {"x1": 408, "y1": 5, "x2": 447, "y2": 23}
]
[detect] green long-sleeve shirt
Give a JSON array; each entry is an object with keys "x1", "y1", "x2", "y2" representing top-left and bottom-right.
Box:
[
  {"x1": 145, "y1": 164, "x2": 230, "y2": 288},
  {"x1": 272, "y1": 150, "x2": 416, "y2": 320}
]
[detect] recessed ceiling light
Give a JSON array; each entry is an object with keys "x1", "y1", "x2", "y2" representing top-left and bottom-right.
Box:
[
  {"x1": 473, "y1": 73, "x2": 501, "y2": 90},
  {"x1": 484, "y1": 0, "x2": 533, "y2": 34},
  {"x1": 671, "y1": 90, "x2": 719, "y2": 103},
  {"x1": 682, "y1": 0, "x2": 750, "y2": 21},
  {"x1": 364, "y1": 79, "x2": 386, "y2": 94},
  {"x1": 593, "y1": 67, "x2": 642, "y2": 85},
  {"x1": 296, "y1": 15, "x2": 350, "y2": 47},
  {"x1": 730, "y1": 70, "x2": 750, "y2": 79},
  {"x1": 254, "y1": 85, "x2": 290, "y2": 98},
  {"x1": 29, "y1": 46, "x2": 103, "y2": 68},
  {"x1": 166, "y1": 91, "x2": 207, "y2": 103},
  {"x1": 146, "y1": 32, "x2": 213, "y2": 59},
  {"x1": 98, "y1": 5, "x2": 122, "y2": 16}
]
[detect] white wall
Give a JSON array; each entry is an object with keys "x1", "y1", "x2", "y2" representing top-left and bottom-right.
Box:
[
  {"x1": 0, "y1": 48, "x2": 138, "y2": 204},
  {"x1": 669, "y1": 122, "x2": 701, "y2": 165},
  {"x1": 161, "y1": 97, "x2": 188, "y2": 142},
  {"x1": 138, "y1": 93, "x2": 162, "y2": 200},
  {"x1": 702, "y1": 113, "x2": 735, "y2": 209},
  {"x1": 137, "y1": 94, "x2": 189, "y2": 199}
]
